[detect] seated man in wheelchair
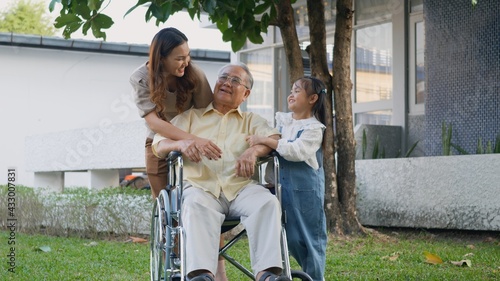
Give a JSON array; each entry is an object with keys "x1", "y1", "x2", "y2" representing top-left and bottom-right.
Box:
[{"x1": 152, "y1": 62, "x2": 291, "y2": 281}]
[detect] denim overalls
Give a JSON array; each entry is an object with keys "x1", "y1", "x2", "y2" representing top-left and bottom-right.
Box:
[{"x1": 278, "y1": 133, "x2": 327, "y2": 281}]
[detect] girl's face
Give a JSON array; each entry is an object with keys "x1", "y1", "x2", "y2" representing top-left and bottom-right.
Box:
[
  {"x1": 162, "y1": 42, "x2": 191, "y2": 77},
  {"x1": 288, "y1": 81, "x2": 314, "y2": 115}
]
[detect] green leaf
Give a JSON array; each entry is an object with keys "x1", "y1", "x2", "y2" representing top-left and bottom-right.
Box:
[
  {"x1": 247, "y1": 27, "x2": 264, "y2": 44},
  {"x1": 88, "y1": 0, "x2": 101, "y2": 11},
  {"x1": 49, "y1": 0, "x2": 60, "y2": 12},
  {"x1": 231, "y1": 37, "x2": 246, "y2": 52},
  {"x1": 93, "y1": 13, "x2": 114, "y2": 29},
  {"x1": 216, "y1": 16, "x2": 229, "y2": 32},
  {"x1": 261, "y1": 13, "x2": 270, "y2": 30},
  {"x1": 124, "y1": 0, "x2": 150, "y2": 18},
  {"x1": 202, "y1": 0, "x2": 217, "y2": 14},
  {"x1": 255, "y1": 2, "x2": 272, "y2": 14},
  {"x1": 62, "y1": 21, "x2": 83, "y2": 38},
  {"x1": 74, "y1": 1, "x2": 92, "y2": 20},
  {"x1": 362, "y1": 129, "x2": 367, "y2": 159},
  {"x1": 54, "y1": 14, "x2": 82, "y2": 28},
  {"x1": 372, "y1": 135, "x2": 380, "y2": 159},
  {"x1": 236, "y1": 2, "x2": 246, "y2": 17},
  {"x1": 222, "y1": 27, "x2": 234, "y2": 42},
  {"x1": 404, "y1": 140, "x2": 419, "y2": 157},
  {"x1": 82, "y1": 20, "x2": 91, "y2": 35},
  {"x1": 91, "y1": 21, "x2": 106, "y2": 40}
]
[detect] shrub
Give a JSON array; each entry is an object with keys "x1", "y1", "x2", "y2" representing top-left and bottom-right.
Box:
[{"x1": 0, "y1": 185, "x2": 151, "y2": 238}]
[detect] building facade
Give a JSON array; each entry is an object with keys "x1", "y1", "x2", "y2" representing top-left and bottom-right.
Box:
[{"x1": 236, "y1": 0, "x2": 499, "y2": 157}]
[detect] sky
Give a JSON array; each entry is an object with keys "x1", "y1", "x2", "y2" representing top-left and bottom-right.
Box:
[{"x1": 0, "y1": 0, "x2": 232, "y2": 51}]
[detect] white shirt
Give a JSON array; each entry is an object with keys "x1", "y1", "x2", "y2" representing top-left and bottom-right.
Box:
[{"x1": 275, "y1": 112, "x2": 326, "y2": 170}]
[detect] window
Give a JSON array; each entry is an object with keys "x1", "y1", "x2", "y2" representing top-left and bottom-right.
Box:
[
  {"x1": 240, "y1": 49, "x2": 274, "y2": 125},
  {"x1": 355, "y1": 22, "x2": 393, "y2": 103},
  {"x1": 355, "y1": 110, "x2": 392, "y2": 125},
  {"x1": 409, "y1": 10, "x2": 425, "y2": 113}
]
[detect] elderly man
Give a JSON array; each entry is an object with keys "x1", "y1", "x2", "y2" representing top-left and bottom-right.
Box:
[{"x1": 152, "y1": 63, "x2": 290, "y2": 281}]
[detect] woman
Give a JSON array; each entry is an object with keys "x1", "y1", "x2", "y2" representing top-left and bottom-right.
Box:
[{"x1": 129, "y1": 27, "x2": 226, "y2": 281}]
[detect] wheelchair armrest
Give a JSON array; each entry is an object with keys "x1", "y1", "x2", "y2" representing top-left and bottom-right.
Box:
[
  {"x1": 167, "y1": 151, "x2": 182, "y2": 161},
  {"x1": 256, "y1": 150, "x2": 279, "y2": 166}
]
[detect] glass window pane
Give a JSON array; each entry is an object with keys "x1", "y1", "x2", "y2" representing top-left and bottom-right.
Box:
[
  {"x1": 293, "y1": 0, "x2": 337, "y2": 37},
  {"x1": 415, "y1": 21, "x2": 425, "y2": 104},
  {"x1": 355, "y1": 110, "x2": 392, "y2": 125},
  {"x1": 240, "y1": 50, "x2": 274, "y2": 125},
  {"x1": 355, "y1": 0, "x2": 392, "y2": 24},
  {"x1": 355, "y1": 22, "x2": 393, "y2": 103}
]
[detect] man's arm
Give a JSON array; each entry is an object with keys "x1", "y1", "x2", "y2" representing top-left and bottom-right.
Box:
[{"x1": 235, "y1": 134, "x2": 280, "y2": 178}]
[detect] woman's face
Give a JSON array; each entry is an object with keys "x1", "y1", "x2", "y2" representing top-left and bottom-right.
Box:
[{"x1": 162, "y1": 41, "x2": 191, "y2": 77}]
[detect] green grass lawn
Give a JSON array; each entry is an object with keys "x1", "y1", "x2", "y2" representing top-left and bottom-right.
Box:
[{"x1": 1, "y1": 228, "x2": 499, "y2": 280}]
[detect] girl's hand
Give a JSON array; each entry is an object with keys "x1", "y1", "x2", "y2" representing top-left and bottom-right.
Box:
[
  {"x1": 245, "y1": 135, "x2": 263, "y2": 147},
  {"x1": 193, "y1": 137, "x2": 222, "y2": 160}
]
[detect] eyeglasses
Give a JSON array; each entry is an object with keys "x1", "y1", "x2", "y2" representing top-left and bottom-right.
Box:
[{"x1": 217, "y1": 75, "x2": 249, "y2": 89}]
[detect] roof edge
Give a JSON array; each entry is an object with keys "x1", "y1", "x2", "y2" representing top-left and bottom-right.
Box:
[{"x1": 0, "y1": 32, "x2": 231, "y2": 62}]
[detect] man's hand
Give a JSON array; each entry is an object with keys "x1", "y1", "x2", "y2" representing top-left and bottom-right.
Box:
[{"x1": 235, "y1": 147, "x2": 258, "y2": 178}]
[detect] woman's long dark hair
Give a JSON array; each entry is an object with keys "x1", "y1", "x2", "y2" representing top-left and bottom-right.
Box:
[{"x1": 148, "y1": 27, "x2": 197, "y2": 117}]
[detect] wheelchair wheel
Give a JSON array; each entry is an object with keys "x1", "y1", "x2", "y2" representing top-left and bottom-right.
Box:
[
  {"x1": 150, "y1": 190, "x2": 172, "y2": 281},
  {"x1": 290, "y1": 270, "x2": 313, "y2": 281}
]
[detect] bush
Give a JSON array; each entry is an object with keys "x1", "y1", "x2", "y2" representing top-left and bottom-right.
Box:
[{"x1": 0, "y1": 185, "x2": 152, "y2": 238}]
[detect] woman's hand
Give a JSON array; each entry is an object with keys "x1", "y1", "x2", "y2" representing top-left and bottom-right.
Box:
[
  {"x1": 177, "y1": 139, "x2": 203, "y2": 163},
  {"x1": 193, "y1": 137, "x2": 222, "y2": 160}
]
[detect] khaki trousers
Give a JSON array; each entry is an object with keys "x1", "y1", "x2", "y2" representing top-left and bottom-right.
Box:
[{"x1": 182, "y1": 183, "x2": 283, "y2": 276}]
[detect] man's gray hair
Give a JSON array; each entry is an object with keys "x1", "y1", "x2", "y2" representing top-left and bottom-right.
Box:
[{"x1": 219, "y1": 62, "x2": 254, "y2": 89}]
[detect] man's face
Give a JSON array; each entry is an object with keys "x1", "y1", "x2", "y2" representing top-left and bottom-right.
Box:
[{"x1": 213, "y1": 66, "x2": 250, "y2": 111}]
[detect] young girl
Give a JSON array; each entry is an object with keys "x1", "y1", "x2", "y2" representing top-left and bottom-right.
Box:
[{"x1": 246, "y1": 76, "x2": 327, "y2": 281}]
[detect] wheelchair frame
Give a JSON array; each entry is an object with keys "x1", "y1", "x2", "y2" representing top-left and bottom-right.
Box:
[{"x1": 150, "y1": 151, "x2": 312, "y2": 281}]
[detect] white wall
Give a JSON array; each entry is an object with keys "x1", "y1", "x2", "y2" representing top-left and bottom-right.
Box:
[{"x1": 0, "y1": 44, "x2": 226, "y2": 187}]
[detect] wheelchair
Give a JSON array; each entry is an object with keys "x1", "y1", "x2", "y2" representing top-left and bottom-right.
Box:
[{"x1": 150, "y1": 151, "x2": 312, "y2": 281}]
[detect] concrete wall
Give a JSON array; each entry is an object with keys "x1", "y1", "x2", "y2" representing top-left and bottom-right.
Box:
[{"x1": 356, "y1": 154, "x2": 500, "y2": 231}]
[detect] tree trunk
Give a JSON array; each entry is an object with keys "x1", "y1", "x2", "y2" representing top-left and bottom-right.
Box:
[
  {"x1": 274, "y1": 0, "x2": 304, "y2": 82},
  {"x1": 332, "y1": 0, "x2": 364, "y2": 235},
  {"x1": 306, "y1": 0, "x2": 342, "y2": 234}
]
